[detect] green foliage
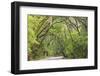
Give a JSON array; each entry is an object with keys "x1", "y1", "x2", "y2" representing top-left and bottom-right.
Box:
[
  {"x1": 28, "y1": 15, "x2": 88, "y2": 61},
  {"x1": 64, "y1": 32, "x2": 88, "y2": 58}
]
